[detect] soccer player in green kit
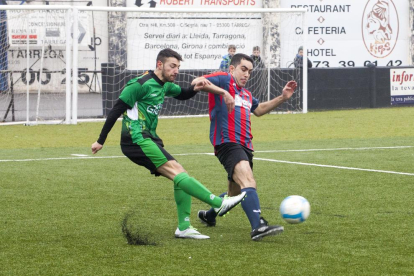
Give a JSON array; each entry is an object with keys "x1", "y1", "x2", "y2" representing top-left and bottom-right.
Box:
[{"x1": 91, "y1": 48, "x2": 246, "y2": 239}]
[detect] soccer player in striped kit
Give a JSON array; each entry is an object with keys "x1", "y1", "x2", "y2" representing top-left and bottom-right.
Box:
[{"x1": 197, "y1": 53, "x2": 297, "y2": 241}]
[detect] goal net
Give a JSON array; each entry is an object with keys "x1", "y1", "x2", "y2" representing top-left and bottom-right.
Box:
[
  {"x1": 91, "y1": 7, "x2": 307, "y2": 118},
  {"x1": 0, "y1": 5, "x2": 306, "y2": 124}
]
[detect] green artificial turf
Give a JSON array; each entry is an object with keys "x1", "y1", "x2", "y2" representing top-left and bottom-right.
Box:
[{"x1": 1, "y1": 107, "x2": 413, "y2": 275}]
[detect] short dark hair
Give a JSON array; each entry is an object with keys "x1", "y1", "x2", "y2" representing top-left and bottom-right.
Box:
[
  {"x1": 156, "y1": 48, "x2": 183, "y2": 65},
  {"x1": 253, "y1": 46, "x2": 260, "y2": 51},
  {"x1": 230, "y1": 53, "x2": 254, "y2": 68},
  {"x1": 228, "y1": 44, "x2": 236, "y2": 50}
]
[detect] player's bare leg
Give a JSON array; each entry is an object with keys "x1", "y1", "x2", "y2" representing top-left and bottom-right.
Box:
[{"x1": 227, "y1": 180, "x2": 241, "y2": 196}]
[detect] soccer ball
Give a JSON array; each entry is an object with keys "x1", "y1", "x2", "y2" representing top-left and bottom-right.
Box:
[{"x1": 280, "y1": 195, "x2": 310, "y2": 224}]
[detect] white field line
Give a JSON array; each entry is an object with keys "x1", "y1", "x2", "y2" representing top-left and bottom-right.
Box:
[
  {"x1": 0, "y1": 146, "x2": 413, "y2": 177},
  {"x1": 253, "y1": 145, "x2": 414, "y2": 176},
  {"x1": 254, "y1": 158, "x2": 414, "y2": 176},
  {"x1": 0, "y1": 156, "x2": 126, "y2": 162},
  {"x1": 254, "y1": 146, "x2": 413, "y2": 153},
  {"x1": 1, "y1": 145, "x2": 411, "y2": 163}
]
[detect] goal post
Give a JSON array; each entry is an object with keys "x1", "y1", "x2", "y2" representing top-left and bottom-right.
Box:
[
  {"x1": 0, "y1": 5, "x2": 307, "y2": 125},
  {"x1": 0, "y1": 4, "x2": 73, "y2": 125}
]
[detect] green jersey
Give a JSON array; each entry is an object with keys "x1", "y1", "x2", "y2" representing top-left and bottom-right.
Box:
[{"x1": 119, "y1": 71, "x2": 181, "y2": 144}]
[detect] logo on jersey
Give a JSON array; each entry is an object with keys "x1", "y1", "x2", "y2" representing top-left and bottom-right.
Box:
[
  {"x1": 235, "y1": 95, "x2": 252, "y2": 109},
  {"x1": 147, "y1": 103, "x2": 163, "y2": 115}
]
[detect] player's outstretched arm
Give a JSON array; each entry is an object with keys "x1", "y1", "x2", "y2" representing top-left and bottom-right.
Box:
[
  {"x1": 192, "y1": 77, "x2": 212, "y2": 91},
  {"x1": 91, "y1": 142, "x2": 103, "y2": 154},
  {"x1": 191, "y1": 77, "x2": 235, "y2": 113},
  {"x1": 281, "y1": 80, "x2": 297, "y2": 100},
  {"x1": 91, "y1": 98, "x2": 130, "y2": 154},
  {"x1": 253, "y1": 80, "x2": 297, "y2": 117}
]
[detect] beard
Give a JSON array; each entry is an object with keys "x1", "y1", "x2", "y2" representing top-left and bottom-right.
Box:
[{"x1": 161, "y1": 68, "x2": 176, "y2": 82}]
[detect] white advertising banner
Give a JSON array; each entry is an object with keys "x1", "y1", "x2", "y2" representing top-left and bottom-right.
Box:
[
  {"x1": 280, "y1": 0, "x2": 410, "y2": 68},
  {"x1": 7, "y1": 9, "x2": 90, "y2": 48},
  {"x1": 6, "y1": 1, "x2": 108, "y2": 93},
  {"x1": 390, "y1": 68, "x2": 414, "y2": 105},
  {"x1": 129, "y1": 0, "x2": 261, "y2": 9},
  {"x1": 126, "y1": 0, "x2": 263, "y2": 70}
]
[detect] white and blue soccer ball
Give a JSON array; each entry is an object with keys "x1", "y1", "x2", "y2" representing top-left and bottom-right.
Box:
[{"x1": 280, "y1": 195, "x2": 310, "y2": 224}]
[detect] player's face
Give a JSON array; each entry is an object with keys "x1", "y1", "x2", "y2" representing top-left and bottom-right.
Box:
[
  {"x1": 253, "y1": 50, "x2": 260, "y2": 56},
  {"x1": 230, "y1": 59, "x2": 253, "y2": 87},
  {"x1": 160, "y1": 57, "x2": 180, "y2": 82}
]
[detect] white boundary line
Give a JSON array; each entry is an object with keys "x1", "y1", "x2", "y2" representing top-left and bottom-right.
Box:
[
  {"x1": 0, "y1": 146, "x2": 413, "y2": 176},
  {"x1": 1, "y1": 146, "x2": 411, "y2": 163},
  {"x1": 0, "y1": 156, "x2": 126, "y2": 162},
  {"x1": 254, "y1": 146, "x2": 413, "y2": 153},
  {"x1": 0, "y1": 145, "x2": 412, "y2": 162},
  {"x1": 254, "y1": 158, "x2": 414, "y2": 176},
  {"x1": 0, "y1": 153, "x2": 212, "y2": 162}
]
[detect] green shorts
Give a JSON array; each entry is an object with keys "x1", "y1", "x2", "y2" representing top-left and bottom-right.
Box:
[{"x1": 121, "y1": 137, "x2": 175, "y2": 176}]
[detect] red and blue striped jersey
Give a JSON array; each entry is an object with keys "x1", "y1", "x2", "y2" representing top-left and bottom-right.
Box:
[{"x1": 205, "y1": 72, "x2": 259, "y2": 150}]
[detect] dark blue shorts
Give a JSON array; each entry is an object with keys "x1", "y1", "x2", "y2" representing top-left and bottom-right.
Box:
[{"x1": 214, "y1": 142, "x2": 253, "y2": 181}]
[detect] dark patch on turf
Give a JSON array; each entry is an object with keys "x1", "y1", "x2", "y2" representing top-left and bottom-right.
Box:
[
  {"x1": 332, "y1": 214, "x2": 346, "y2": 218},
  {"x1": 121, "y1": 211, "x2": 157, "y2": 246}
]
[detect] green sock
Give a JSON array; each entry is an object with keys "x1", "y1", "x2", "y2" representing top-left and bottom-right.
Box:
[
  {"x1": 173, "y1": 185, "x2": 191, "y2": 231},
  {"x1": 173, "y1": 172, "x2": 222, "y2": 208}
]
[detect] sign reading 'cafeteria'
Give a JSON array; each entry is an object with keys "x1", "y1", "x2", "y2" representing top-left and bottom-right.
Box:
[{"x1": 280, "y1": 0, "x2": 409, "y2": 68}]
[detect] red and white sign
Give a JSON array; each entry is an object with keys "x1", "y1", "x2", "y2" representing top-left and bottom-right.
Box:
[{"x1": 390, "y1": 69, "x2": 414, "y2": 105}]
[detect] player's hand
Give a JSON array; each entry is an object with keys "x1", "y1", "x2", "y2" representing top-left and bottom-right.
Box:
[
  {"x1": 191, "y1": 77, "x2": 212, "y2": 91},
  {"x1": 191, "y1": 76, "x2": 205, "y2": 86},
  {"x1": 91, "y1": 141, "x2": 103, "y2": 154},
  {"x1": 282, "y1": 80, "x2": 297, "y2": 101},
  {"x1": 223, "y1": 91, "x2": 235, "y2": 113}
]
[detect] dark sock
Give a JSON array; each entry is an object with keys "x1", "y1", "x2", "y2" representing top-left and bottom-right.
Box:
[
  {"x1": 241, "y1": 187, "x2": 262, "y2": 230},
  {"x1": 205, "y1": 192, "x2": 227, "y2": 221}
]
